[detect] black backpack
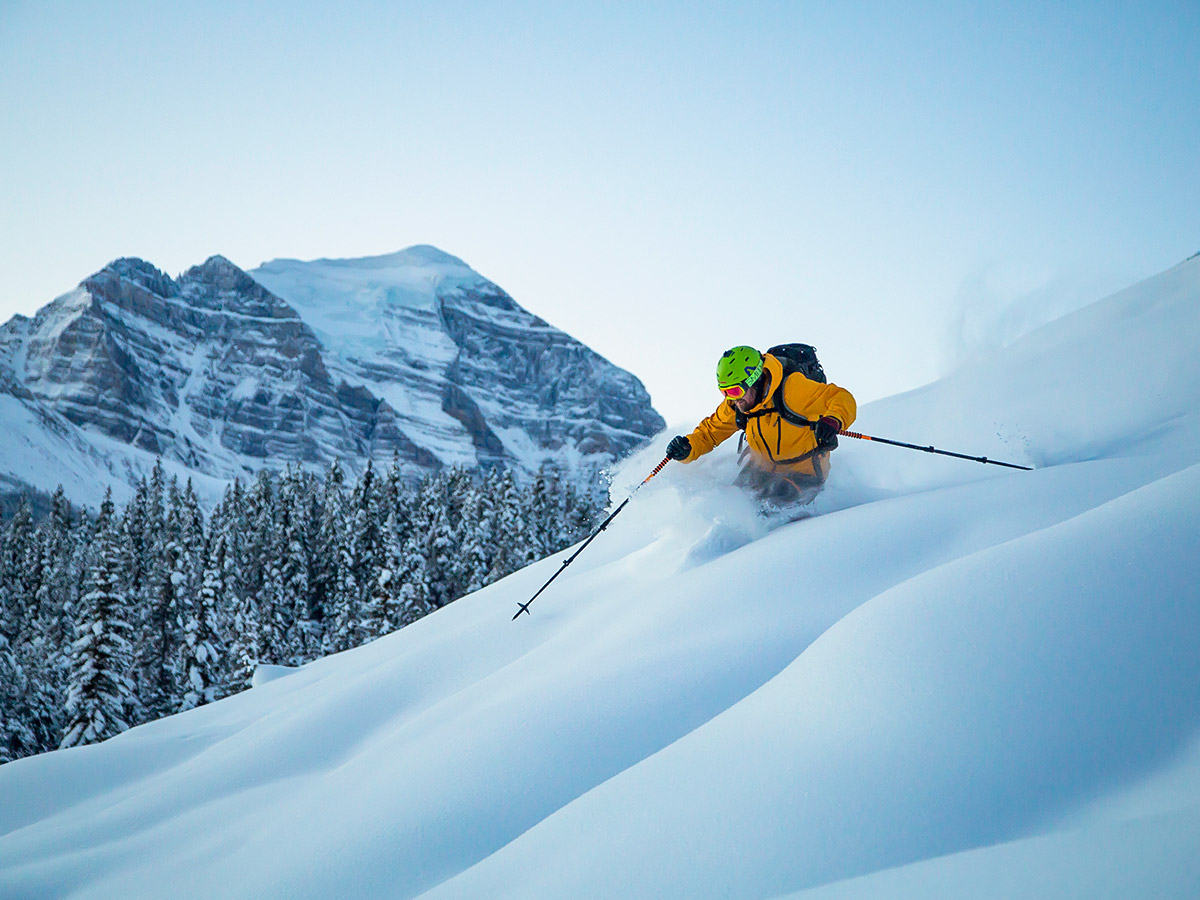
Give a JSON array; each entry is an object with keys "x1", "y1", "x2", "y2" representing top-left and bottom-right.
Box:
[
  {"x1": 766, "y1": 343, "x2": 826, "y2": 385},
  {"x1": 735, "y1": 343, "x2": 827, "y2": 431}
]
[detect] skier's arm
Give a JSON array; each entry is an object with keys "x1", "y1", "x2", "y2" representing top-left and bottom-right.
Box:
[
  {"x1": 682, "y1": 401, "x2": 739, "y2": 462},
  {"x1": 783, "y1": 377, "x2": 857, "y2": 431}
]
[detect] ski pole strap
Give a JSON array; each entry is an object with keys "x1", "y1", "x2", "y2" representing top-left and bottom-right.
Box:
[
  {"x1": 513, "y1": 457, "x2": 672, "y2": 620},
  {"x1": 838, "y1": 429, "x2": 1033, "y2": 471}
]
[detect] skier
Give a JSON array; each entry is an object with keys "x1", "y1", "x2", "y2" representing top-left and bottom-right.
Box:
[{"x1": 665, "y1": 345, "x2": 857, "y2": 511}]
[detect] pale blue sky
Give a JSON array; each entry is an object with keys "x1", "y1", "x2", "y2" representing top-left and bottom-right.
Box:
[{"x1": 2, "y1": 1, "x2": 1197, "y2": 422}]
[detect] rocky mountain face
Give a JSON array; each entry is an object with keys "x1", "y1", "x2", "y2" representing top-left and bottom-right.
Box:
[{"x1": 0, "y1": 248, "x2": 664, "y2": 508}]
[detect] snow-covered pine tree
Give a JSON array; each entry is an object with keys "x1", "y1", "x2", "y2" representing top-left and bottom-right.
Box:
[
  {"x1": 381, "y1": 451, "x2": 403, "y2": 527},
  {"x1": 278, "y1": 466, "x2": 315, "y2": 664},
  {"x1": 339, "y1": 460, "x2": 382, "y2": 650},
  {"x1": 0, "y1": 496, "x2": 64, "y2": 757},
  {"x1": 35, "y1": 487, "x2": 77, "y2": 657},
  {"x1": 0, "y1": 632, "x2": 39, "y2": 763},
  {"x1": 397, "y1": 525, "x2": 433, "y2": 626},
  {"x1": 312, "y1": 461, "x2": 350, "y2": 652},
  {"x1": 362, "y1": 509, "x2": 404, "y2": 640},
  {"x1": 21, "y1": 488, "x2": 78, "y2": 751},
  {"x1": 487, "y1": 469, "x2": 526, "y2": 583},
  {"x1": 211, "y1": 479, "x2": 247, "y2": 665},
  {"x1": 139, "y1": 478, "x2": 188, "y2": 717},
  {"x1": 418, "y1": 472, "x2": 459, "y2": 611},
  {"x1": 215, "y1": 486, "x2": 258, "y2": 692},
  {"x1": 1, "y1": 499, "x2": 42, "y2": 761},
  {"x1": 180, "y1": 480, "x2": 205, "y2": 579},
  {"x1": 350, "y1": 460, "x2": 381, "y2": 593},
  {"x1": 0, "y1": 496, "x2": 37, "y2": 651},
  {"x1": 122, "y1": 476, "x2": 152, "y2": 604},
  {"x1": 299, "y1": 470, "x2": 326, "y2": 659},
  {"x1": 250, "y1": 471, "x2": 288, "y2": 665},
  {"x1": 126, "y1": 467, "x2": 162, "y2": 720},
  {"x1": 457, "y1": 476, "x2": 496, "y2": 595},
  {"x1": 60, "y1": 490, "x2": 136, "y2": 749},
  {"x1": 168, "y1": 480, "x2": 208, "y2": 710},
  {"x1": 527, "y1": 466, "x2": 558, "y2": 562},
  {"x1": 177, "y1": 518, "x2": 224, "y2": 711}
]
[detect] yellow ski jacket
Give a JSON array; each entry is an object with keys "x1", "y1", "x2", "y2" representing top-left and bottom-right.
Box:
[{"x1": 682, "y1": 353, "x2": 857, "y2": 480}]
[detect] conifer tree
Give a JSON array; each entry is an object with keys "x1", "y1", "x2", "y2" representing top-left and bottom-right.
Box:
[
  {"x1": 350, "y1": 460, "x2": 382, "y2": 602},
  {"x1": 419, "y1": 474, "x2": 458, "y2": 610},
  {"x1": 0, "y1": 496, "x2": 36, "y2": 649},
  {"x1": 221, "y1": 510, "x2": 261, "y2": 692},
  {"x1": 381, "y1": 452, "x2": 403, "y2": 526},
  {"x1": 488, "y1": 470, "x2": 526, "y2": 582},
  {"x1": 337, "y1": 460, "x2": 381, "y2": 649},
  {"x1": 0, "y1": 633, "x2": 38, "y2": 763},
  {"x1": 36, "y1": 487, "x2": 77, "y2": 655},
  {"x1": 22, "y1": 492, "x2": 77, "y2": 750},
  {"x1": 361, "y1": 510, "x2": 404, "y2": 639},
  {"x1": 1, "y1": 500, "x2": 43, "y2": 760},
  {"x1": 140, "y1": 478, "x2": 187, "y2": 716},
  {"x1": 61, "y1": 491, "x2": 136, "y2": 749},
  {"x1": 528, "y1": 466, "x2": 558, "y2": 561},
  {"x1": 177, "y1": 524, "x2": 224, "y2": 710},
  {"x1": 457, "y1": 478, "x2": 495, "y2": 594},
  {"x1": 312, "y1": 461, "x2": 349, "y2": 651},
  {"x1": 278, "y1": 467, "x2": 314, "y2": 663},
  {"x1": 213, "y1": 477, "x2": 249, "y2": 675},
  {"x1": 248, "y1": 471, "x2": 288, "y2": 664},
  {"x1": 397, "y1": 527, "x2": 433, "y2": 626},
  {"x1": 320, "y1": 461, "x2": 363, "y2": 652}
]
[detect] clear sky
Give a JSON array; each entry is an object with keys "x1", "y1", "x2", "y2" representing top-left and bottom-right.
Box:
[{"x1": 2, "y1": 0, "x2": 1197, "y2": 423}]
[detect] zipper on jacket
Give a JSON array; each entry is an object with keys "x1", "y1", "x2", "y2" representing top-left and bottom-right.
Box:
[{"x1": 756, "y1": 417, "x2": 774, "y2": 462}]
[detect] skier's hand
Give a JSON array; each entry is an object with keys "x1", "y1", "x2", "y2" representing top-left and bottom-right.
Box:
[
  {"x1": 666, "y1": 435, "x2": 692, "y2": 461},
  {"x1": 814, "y1": 416, "x2": 842, "y2": 449}
]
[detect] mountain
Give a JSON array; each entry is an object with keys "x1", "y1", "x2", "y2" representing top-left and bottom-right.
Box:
[
  {"x1": 1, "y1": 255, "x2": 1198, "y2": 899},
  {"x1": 0, "y1": 248, "x2": 664, "y2": 507},
  {"x1": 250, "y1": 247, "x2": 664, "y2": 471}
]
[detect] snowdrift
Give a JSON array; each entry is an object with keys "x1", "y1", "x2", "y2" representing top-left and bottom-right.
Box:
[{"x1": 2, "y1": 257, "x2": 1199, "y2": 899}]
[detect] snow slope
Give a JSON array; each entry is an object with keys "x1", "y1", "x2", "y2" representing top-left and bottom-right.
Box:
[{"x1": 2, "y1": 257, "x2": 1199, "y2": 899}]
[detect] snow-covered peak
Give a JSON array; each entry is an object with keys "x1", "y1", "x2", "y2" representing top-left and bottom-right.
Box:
[
  {"x1": 248, "y1": 247, "x2": 491, "y2": 358},
  {"x1": 313, "y1": 244, "x2": 473, "y2": 270},
  {"x1": 255, "y1": 243, "x2": 486, "y2": 309}
]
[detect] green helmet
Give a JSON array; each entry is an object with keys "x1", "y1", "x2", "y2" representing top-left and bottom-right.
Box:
[{"x1": 716, "y1": 345, "x2": 764, "y2": 391}]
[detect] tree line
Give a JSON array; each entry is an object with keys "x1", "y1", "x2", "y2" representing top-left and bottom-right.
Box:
[{"x1": 0, "y1": 459, "x2": 599, "y2": 763}]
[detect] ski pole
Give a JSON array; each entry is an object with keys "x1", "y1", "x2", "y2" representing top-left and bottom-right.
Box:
[
  {"x1": 837, "y1": 428, "x2": 1033, "y2": 471},
  {"x1": 513, "y1": 457, "x2": 671, "y2": 620}
]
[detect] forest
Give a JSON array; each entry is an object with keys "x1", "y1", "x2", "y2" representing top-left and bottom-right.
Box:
[{"x1": 0, "y1": 460, "x2": 599, "y2": 762}]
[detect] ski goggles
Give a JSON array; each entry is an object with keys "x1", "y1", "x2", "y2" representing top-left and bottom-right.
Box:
[{"x1": 720, "y1": 382, "x2": 748, "y2": 399}]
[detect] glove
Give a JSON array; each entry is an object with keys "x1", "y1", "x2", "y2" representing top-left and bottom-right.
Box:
[
  {"x1": 814, "y1": 416, "x2": 842, "y2": 449},
  {"x1": 666, "y1": 435, "x2": 692, "y2": 461}
]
